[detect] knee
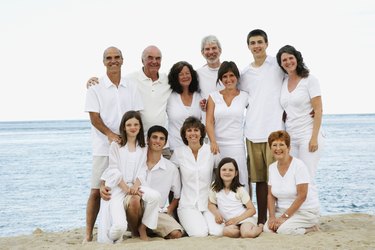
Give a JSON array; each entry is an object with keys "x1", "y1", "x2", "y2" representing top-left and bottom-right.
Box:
[
  {"x1": 241, "y1": 230, "x2": 258, "y2": 238},
  {"x1": 128, "y1": 196, "x2": 141, "y2": 210},
  {"x1": 223, "y1": 228, "x2": 239, "y2": 238},
  {"x1": 167, "y1": 230, "x2": 183, "y2": 239}
]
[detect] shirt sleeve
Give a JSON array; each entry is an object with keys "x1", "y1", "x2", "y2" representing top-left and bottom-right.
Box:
[
  {"x1": 307, "y1": 75, "x2": 321, "y2": 99},
  {"x1": 294, "y1": 159, "x2": 311, "y2": 185},
  {"x1": 171, "y1": 166, "x2": 181, "y2": 199},
  {"x1": 208, "y1": 188, "x2": 217, "y2": 204},
  {"x1": 101, "y1": 142, "x2": 122, "y2": 188},
  {"x1": 84, "y1": 87, "x2": 100, "y2": 113},
  {"x1": 235, "y1": 187, "x2": 251, "y2": 205}
]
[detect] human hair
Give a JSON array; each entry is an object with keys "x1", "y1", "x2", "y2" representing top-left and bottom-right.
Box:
[
  {"x1": 216, "y1": 61, "x2": 240, "y2": 84},
  {"x1": 201, "y1": 35, "x2": 222, "y2": 53},
  {"x1": 180, "y1": 116, "x2": 206, "y2": 146},
  {"x1": 168, "y1": 61, "x2": 199, "y2": 94},
  {"x1": 147, "y1": 125, "x2": 168, "y2": 143},
  {"x1": 276, "y1": 45, "x2": 310, "y2": 78},
  {"x1": 212, "y1": 157, "x2": 244, "y2": 192},
  {"x1": 119, "y1": 111, "x2": 145, "y2": 147},
  {"x1": 103, "y1": 46, "x2": 123, "y2": 60},
  {"x1": 268, "y1": 130, "x2": 291, "y2": 148},
  {"x1": 246, "y1": 29, "x2": 268, "y2": 45}
]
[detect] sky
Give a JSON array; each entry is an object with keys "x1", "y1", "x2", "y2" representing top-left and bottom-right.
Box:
[{"x1": 1, "y1": 0, "x2": 374, "y2": 121}]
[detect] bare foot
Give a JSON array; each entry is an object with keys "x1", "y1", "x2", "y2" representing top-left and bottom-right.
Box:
[
  {"x1": 138, "y1": 224, "x2": 149, "y2": 241},
  {"x1": 82, "y1": 235, "x2": 92, "y2": 244},
  {"x1": 305, "y1": 225, "x2": 320, "y2": 234}
]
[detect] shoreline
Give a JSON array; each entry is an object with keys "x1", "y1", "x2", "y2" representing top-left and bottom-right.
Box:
[{"x1": 1, "y1": 213, "x2": 374, "y2": 249}]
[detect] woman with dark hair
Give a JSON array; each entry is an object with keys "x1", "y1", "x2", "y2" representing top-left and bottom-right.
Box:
[
  {"x1": 206, "y1": 61, "x2": 250, "y2": 192},
  {"x1": 276, "y1": 45, "x2": 324, "y2": 182},
  {"x1": 264, "y1": 130, "x2": 320, "y2": 235},
  {"x1": 208, "y1": 157, "x2": 262, "y2": 238},
  {"x1": 170, "y1": 116, "x2": 221, "y2": 237},
  {"x1": 98, "y1": 111, "x2": 147, "y2": 243},
  {"x1": 167, "y1": 61, "x2": 202, "y2": 152}
]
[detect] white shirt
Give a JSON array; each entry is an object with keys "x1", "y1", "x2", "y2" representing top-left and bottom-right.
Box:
[
  {"x1": 268, "y1": 157, "x2": 320, "y2": 210},
  {"x1": 209, "y1": 187, "x2": 250, "y2": 221},
  {"x1": 239, "y1": 56, "x2": 285, "y2": 143},
  {"x1": 84, "y1": 75, "x2": 144, "y2": 155},
  {"x1": 166, "y1": 92, "x2": 203, "y2": 150},
  {"x1": 100, "y1": 142, "x2": 147, "y2": 197},
  {"x1": 209, "y1": 90, "x2": 248, "y2": 146},
  {"x1": 126, "y1": 70, "x2": 172, "y2": 134},
  {"x1": 197, "y1": 64, "x2": 224, "y2": 100},
  {"x1": 137, "y1": 156, "x2": 181, "y2": 209},
  {"x1": 171, "y1": 144, "x2": 218, "y2": 211},
  {"x1": 280, "y1": 74, "x2": 321, "y2": 140}
]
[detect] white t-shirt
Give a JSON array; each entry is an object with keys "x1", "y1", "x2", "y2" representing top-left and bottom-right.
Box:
[
  {"x1": 239, "y1": 56, "x2": 285, "y2": 143},
  {"x1": 280, "y1": 74, "x2": 321, "y2": 140},
  {"x1": 170, "y1": 144, "x2": 218, "y2": 211},
  {"x1": 209, "y1": 90, "x2": 248, "y2": 146},
  {"x1": 84, "y1": 75, "x2": 144, "y2": 156},
  {"x1": 268, "y1": 157, "x2": 320, "y2": 210},
  {"x1": 137, "y1": 156, "x2": 181, "y2": 209},
  {"x1": 197, "y1": 64, "x2": 224, "y2": 100},
  {"x1": 166, "y1": 92, "x2": 203, "y2": 150},
  {"x1": 126, "y1": 70, "x2": 172, "y2": 134},
  {"x1": 209, "y1": 186, "x2": 251, "y2": 221}
]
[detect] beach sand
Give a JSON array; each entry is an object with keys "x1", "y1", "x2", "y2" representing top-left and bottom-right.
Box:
[{"x1": 1, "y1": 213, "x2": 374, "y2": 250}]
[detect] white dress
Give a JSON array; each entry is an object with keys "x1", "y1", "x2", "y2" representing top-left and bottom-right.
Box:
[
  {"x1": 97, "y1": 142, "x2": 146, "y2": 243},
  {"x1": 166, "y1": 92, "x2": 202, "y2": 150},
  {"x1": 209, "y1": 90, "x2": 249, "y2": 192}
]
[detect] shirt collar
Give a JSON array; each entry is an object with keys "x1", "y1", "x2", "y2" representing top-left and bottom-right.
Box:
[{"x1": 103, "y1": 74, "x2": 127, "y2": 88}]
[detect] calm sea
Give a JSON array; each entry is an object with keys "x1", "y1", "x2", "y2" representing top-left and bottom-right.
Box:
[{"x1": 0, "y1": 114, "x2": 374, "y2": 237}]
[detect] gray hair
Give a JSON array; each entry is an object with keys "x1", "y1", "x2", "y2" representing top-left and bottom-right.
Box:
[{"x1": 201, "y1": 35, "x2": 222, "y2": 53}]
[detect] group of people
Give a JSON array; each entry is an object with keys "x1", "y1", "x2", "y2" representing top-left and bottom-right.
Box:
[{"x1": 83, "y1": 29, "x2": 324, "y2": 244}]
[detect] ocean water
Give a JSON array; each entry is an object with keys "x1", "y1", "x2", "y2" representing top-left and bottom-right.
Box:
[{"x1": 0, "y1": 114, "x2": 374, "y2": 237}]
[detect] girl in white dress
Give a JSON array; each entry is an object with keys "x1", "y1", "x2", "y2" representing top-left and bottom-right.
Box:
[
  {"x1": 206, "y1": 61, "x2": 249, "y2": 192},
  {"x1": 208, "y1": 157, "x2": 263, "y2": 238},
  {"x1": 98, "y1": 111, "x2": 151, "y2": 243},
  {"x1": 167, "y1": 61, "x2": 202, "y2": 151}
]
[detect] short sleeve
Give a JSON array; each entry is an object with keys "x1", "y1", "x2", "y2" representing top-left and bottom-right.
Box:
[
  {"x1": 307, "y1": 75, "x2": 321, "y2": 99},
  {"x1": 235, "y1": 187, "x2": 251, "y2": 205},
  {"x1": 208, "y1": 188, "x2": 217, "y2": 204}
]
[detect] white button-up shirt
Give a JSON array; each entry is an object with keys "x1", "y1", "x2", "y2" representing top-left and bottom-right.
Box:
[
  {"x1": 137, "y1": 157, "x2": 181, "y2": 209},
  {"x1": 171, "y1": 144, "x2": 218, "y2": 211}
]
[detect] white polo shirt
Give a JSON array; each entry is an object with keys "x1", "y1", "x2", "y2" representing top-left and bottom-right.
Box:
[
  {"x1": 84, "y1": 75, "x2": 143, "y2": 156},
  {"x1": 239, "y1": 56, "x2": 285, "y2": 143},
  {"x1": 126, "y1": 70, "x2": 172, "y2": 134},
  {"x1": 137, "y1": 156, "x2": 181, "y2": 209}
]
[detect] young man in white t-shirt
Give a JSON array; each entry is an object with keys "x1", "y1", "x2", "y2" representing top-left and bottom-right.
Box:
[{"x1": 239, "y1": 29, "x2": 285, "y2": 225}]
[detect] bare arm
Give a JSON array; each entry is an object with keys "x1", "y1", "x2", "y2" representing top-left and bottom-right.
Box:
[
  {"x1": 225, "y1": 200, "x2": 256, "y2": 226},
  {"x1": 267, "y1": 185, "x2": 278, "y2": 231},
  {"x1": 205, "y1": 96, "x2": 219, "y2": 154},
  {"x1": 89, "y1": 112, "x2": 121, "y2": 144},
  {"x1": 100, "y1": 180, "x2": 111, "y2": 201},
  {"x1": 208, "y1": 200, "x2": 224, "y2": 224},
  {"x1": 309, "y1": 96, "x2": 323, "y2": 152},
  {"x1": 167, "y1": 198, "x2": 179, "y2": 216}
]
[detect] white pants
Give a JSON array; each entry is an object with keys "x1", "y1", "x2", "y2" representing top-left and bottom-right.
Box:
[
  {"x1": 218, "y1": 145, "x2": 249, "y2": 193},
  {"x1": 290, "y1": 132, "x2": 325, "y2": 182},
  {"x1": 178, "y1": 207, "x2": 223, "y2": 237},
  {"x1": 140, "y1": 186, "x2": 161, "y2": 230},
  {"x1": 264, "y1": 208, "x2": 320, "y2": 235},
  {"x1": 97, "y1": 189, "x2": 127, "y2": 243}
]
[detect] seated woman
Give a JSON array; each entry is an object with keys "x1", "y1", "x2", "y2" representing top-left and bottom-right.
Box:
[
  {"x1": 170, "y1": 116, "x2": 221, "y2": 237},
  {"x1": 264, "y1": 130, "x2": 320, "y2": 235}
]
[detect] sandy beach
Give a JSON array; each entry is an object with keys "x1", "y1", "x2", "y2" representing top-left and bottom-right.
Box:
[{"x1": 1, "y1": 213, "x2": 374, "y2": 250}]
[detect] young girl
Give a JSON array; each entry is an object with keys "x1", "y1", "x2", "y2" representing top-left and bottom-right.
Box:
[
  {"x1": 208, "y1": 157, "x2": 263, "y2": 238},
  {"x1": 97, "y1": 111, "x2": 147, "y2": 243}
]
